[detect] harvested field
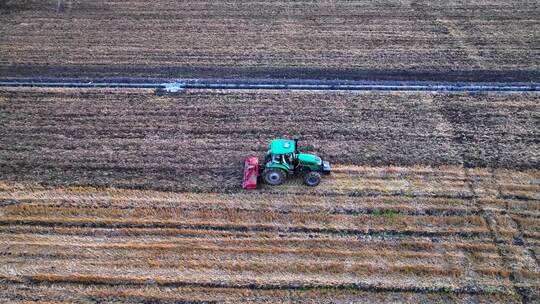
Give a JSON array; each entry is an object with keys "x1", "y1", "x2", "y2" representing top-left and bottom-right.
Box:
[
  {"x1": 2, "y1": 0, "x2": 539, "y2": 302},
  {"x1": 1, "y1": 88, "x2": 538, "y2": 192},
  {"x1": 0, "y1": 87, "x2": 539, "y2": 302},
  {"x1": 0, "y1": 166, "x2": 538, "y2": 302},
  {"x1": 1, "y1": 0, "x2": 539, "y2": 81}
]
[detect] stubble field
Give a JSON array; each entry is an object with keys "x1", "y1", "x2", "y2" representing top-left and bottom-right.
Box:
[
  {"x1": 0, "y1": 87, "x2": 539, "y2": 302},
  {"x1": 0, "y1": 166, "x2": 539, "y2": 302},
  {"x1": 1, "y1": 0, "x2": 539, "y2": 80},
  {"x1": 1, "y1": 0, "x2": 539, "y2": 302}
]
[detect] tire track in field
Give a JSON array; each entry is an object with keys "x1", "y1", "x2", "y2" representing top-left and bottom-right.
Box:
[
  {"x1": 435, "y1": 91, "x2": 537, "y2": 302},
  {"x1": 488, "y1": 168, "x2": 540, "y2": 302},
  {"x1": 436, "y1": 18, "x2": 486, "y2": 70},
  {"x1": 465, "y1": 167, "x2": 536, "y2": 303}
]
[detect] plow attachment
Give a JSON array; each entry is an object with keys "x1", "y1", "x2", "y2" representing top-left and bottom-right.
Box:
[{"x1": 242, "y1": 156, "x2": 259, "y2": 189}]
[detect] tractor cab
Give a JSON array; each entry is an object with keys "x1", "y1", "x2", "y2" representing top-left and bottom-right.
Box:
[{"x1": 265, "y1": 139, "x2": 297, "y2": 173}]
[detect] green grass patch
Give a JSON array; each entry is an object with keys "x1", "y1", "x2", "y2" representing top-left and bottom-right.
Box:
[{"x1": 372, "y1": 209, "x2": 401, "y2": 218}]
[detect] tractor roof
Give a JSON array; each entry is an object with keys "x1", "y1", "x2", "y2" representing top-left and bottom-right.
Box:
[{"x1": 269, "y1": 139, "x2": 295, "y2": 154}]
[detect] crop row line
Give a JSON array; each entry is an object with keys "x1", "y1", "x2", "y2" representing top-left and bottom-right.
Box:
[
  {"x1": 0, "y1": 219, "x2": 489, "y2": 239},
  {"x1": 0, "y1": 274, "x2": 513, "y2": 295},
  {"x1": 2, "y1": 201, "x2": 483, "y2": 217}
]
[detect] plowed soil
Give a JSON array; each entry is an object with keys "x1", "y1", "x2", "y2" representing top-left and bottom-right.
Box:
[
  {"x1": 0, "y1": 88, "x2": 538, "y2": 192},
  {"x1": 1, "y1": 0, "x2": 539, "y2": 81}
]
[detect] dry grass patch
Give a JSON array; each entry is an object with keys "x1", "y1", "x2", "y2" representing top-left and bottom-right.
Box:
[{"x1": 1, "y1": 167, "x2": 538, "y2": 302}]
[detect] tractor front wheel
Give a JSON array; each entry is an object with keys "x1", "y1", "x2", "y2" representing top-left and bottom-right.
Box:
[
  {"x1": 303, "y1": 171, "x2": 321, "y2": 187},
  {"x1": 263, "y1": 168, "x2": 286, "y2": 186}
]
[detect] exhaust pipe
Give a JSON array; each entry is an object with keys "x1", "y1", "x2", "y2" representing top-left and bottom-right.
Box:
[{"x1": 291, "y1": 135, "x2": 299, "y2": 153}]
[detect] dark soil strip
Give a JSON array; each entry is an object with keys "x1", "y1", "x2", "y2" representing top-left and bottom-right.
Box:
[
  {"x1": 91, "y1": 298, "x2": 217, "y2": 304},
  {"x1": 0, "y1": 280, "x2": 217, "y2": 304},
  {"x1": 0, "y1": 219, "x2": 489, "y2": 239},
  {"x1": 0, "y1": 226, "x2": 249, "y2": 239},
  {"x1": 497, "y1": 195, "x2": 540, "y2": 202},
  {"x1": 0, "y1": 198, "x2": 481, "y2": 217},
  {"x1": 0, "y1": 275, "x2": 509, "y2": 296},
  {"x1": 2, "y1": 65, "x2": 540, "y2": 83},
  {"x1": 0, "y1": 199, "x2": 21, "y2": 207},
  {"x1": 269, "y1": 190, "x2": 475, "y2": 200}
]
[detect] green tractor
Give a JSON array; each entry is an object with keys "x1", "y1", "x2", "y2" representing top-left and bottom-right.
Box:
[{"x1": 242, "y1": 137, "x2": 331, "y2": 189}]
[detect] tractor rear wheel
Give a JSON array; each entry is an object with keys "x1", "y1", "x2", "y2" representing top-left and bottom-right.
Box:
[
  {"x1": 303, "y1": 171, "x2": 321, "y2": 187},
  {"x1": 263, "y1": 168, "x2": 286, "y2": 186}
]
